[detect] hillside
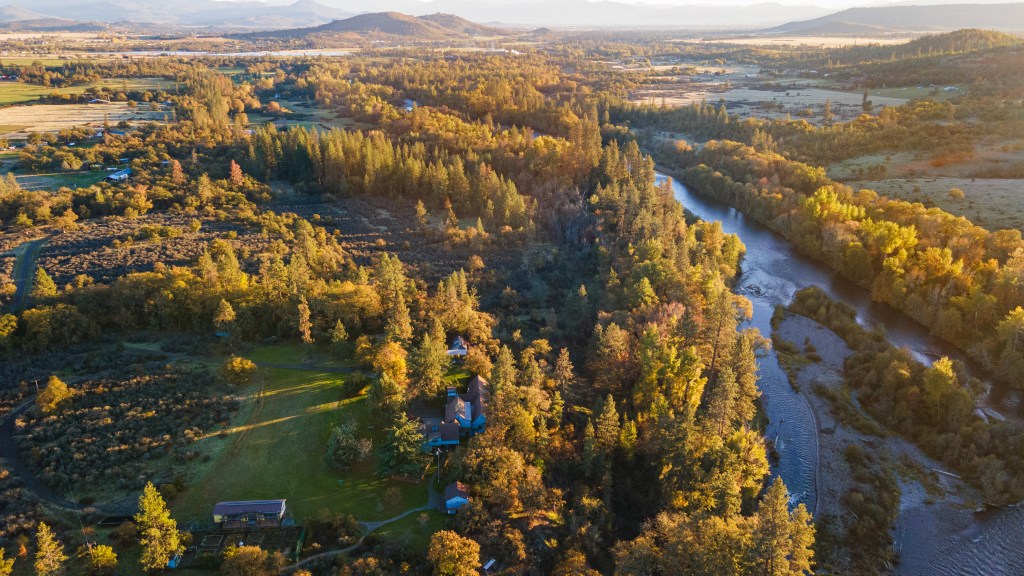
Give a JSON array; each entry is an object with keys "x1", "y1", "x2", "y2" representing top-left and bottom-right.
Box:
[
  {"x1": 418, "y1": 13, "x2": 501, "y2": 36},
  {"x1": 254, "y1": 11, "x2": 507, "y2": 40},
  {"x1": 774, "y1": 3, "x2": 1024, "y2": 33},
  {"x1": 0, "y1": 0, "x2": 351, "y2": 29}
]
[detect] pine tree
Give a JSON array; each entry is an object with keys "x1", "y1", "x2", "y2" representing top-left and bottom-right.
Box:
[
  {"x1": 213, "y1": 299, "x2": 236, "y2": 332},
  {"x1": 0, "y1": 547, "x2": 14, "y2": 576},
  {"x1": 385, "y1": 293, "x2": 413, "y2": 343},
  {"x1": 553, "y1": 348, "x2": 575, "y2": 393},
  {"x1": 753, "y1": 478, "x2": 815, "y2": 576},
  {"x1": 594, "y1": 395, "x2": 620, "y2": 451},
  {"x1": 33, "y1": 522, "x2": 66, "y2": 576},
  {"x1": 170, "y1": 159, "x2": 185, "y2": 184},
  {"x1": 378, "y1": 413, "x2": 427, "y2": 477},
  {"x1": 30, "y1": 267, "x2": 57, "y2": 300},
  {"x1": 410, "y1": 331, "x2": 451, "y2": 398},
  {"x1": 297, "y1": 297, "x2": 313, "y2": 344},
  {"x1": 415, "y1": 199, "x2": 429, "y2": 228},
  {"x1": 135, "y1": 482, "x2": 180, "y2": 573},
  {"x1": 330, "y1": 319, "x2": 348, "y2": 348},
  {"x1": 229, "y1": 160, "x2": 244, "y2": 186}
]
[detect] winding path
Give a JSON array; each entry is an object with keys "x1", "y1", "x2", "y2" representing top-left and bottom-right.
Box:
[
  {"x1": 282, "y1": 481, "x2": 442, "y2": 571},
  {"x1": 282, "y1": 503, "x2": 435, "y2": 571},
  {"x1": 9, "y1": 237, "x2": 48, "y2": 311}
]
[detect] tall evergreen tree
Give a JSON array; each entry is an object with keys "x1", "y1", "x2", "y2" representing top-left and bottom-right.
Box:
[
  {"x1": 135, "y1": 482, "x2": 181, "y2": 573},
  {"x1": 33, "y1": 523, "x2": 66, "y2": 576}
]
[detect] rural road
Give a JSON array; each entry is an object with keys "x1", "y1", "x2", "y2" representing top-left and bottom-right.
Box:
[{"x1": 9, "y1": 236, "x2": 48, "y2": 311}]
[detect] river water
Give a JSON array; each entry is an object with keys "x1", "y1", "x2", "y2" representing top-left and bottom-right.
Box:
[{"x1": 657, "y1": 172, "x2": 1024, "y2": 575}]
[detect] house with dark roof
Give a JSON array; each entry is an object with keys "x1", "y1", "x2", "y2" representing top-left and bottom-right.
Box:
[
  {"x1": 422, "y1": 418, "x2": 461, "y2": 449},
  {"x1": 419, "y1": 375, "x2": 488, "y2": 450},
  {"x1": 444, "y1": 482, "x2": 470, "y2": 514},
  {"x1": 212, "y1": 500, "x2": 287, "y2": 528},
  {"x1": 446, "y1": 375, "x2": 487, "y2": 433}
]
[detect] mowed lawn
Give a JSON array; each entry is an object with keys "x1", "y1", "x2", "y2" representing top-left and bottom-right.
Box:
[{"x1": 172, "y1": 359, "x2": 427, "y2": 525}]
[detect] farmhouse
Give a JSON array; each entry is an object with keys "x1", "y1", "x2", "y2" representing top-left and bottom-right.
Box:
[
  {"x1": 420, "y1": 375, "x2": 489, "y2": 450},
  {"x1": 446, "y1": 375, "x2": 487, "y2": 433},
  {"x1": 444, "y1": 482, "x2": 470, "y2": 514},
  {"x1": 212, "y1": 499, "x2": 287, "y2": 529}
]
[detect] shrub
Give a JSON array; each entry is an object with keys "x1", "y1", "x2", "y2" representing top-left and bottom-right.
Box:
[{"x1": 221, "y1": 356, "x2": 257, "y2": 387}]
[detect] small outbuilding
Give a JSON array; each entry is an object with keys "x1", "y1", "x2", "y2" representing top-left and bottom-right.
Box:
[
  {"x1": 444, "y1": 482, "x2": 470, "y2": 514},
  {"x1": 105, "y1": 168, "x2": 131, "y2": 182},
  {"x1": 447, "y1": 336, "x2": 468, "y2": 357}
]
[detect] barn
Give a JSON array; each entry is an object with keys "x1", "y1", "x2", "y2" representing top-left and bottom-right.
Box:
[{"x1": 211, "y1": 500, "x2": 287, "y2": 528}]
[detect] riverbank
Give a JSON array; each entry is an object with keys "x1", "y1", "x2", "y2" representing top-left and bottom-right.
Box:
[{"x1": 773, "y1": 311, "x2": 987, "y2": 575}]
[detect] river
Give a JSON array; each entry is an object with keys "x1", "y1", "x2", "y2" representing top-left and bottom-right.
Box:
[{"x1": 656, "y1": 171, "x2": 1024, "y2": 575}]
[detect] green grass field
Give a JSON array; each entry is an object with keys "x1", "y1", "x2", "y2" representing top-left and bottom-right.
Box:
[
  {"x1": 14, "y1": 171, "x2": 107, "y2": 190},
  {"x1": 0, "y1": 77, "x2": 179, "y2": 105},
  {"x1": 172, "y1": 349, "x2": 428, "y2": 525},
  {"x1": 373, "y1": 510, "x2": 450, "y2": 553}
]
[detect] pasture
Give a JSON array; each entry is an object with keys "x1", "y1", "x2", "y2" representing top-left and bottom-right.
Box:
[
  {"x1": 0, "y1": 77, "x2": 178, "y2": 105},
  {"x1": 172, "y1": 345, "x2": 429, "y2": 526}
]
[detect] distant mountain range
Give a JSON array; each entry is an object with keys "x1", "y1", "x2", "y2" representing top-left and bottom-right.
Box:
[
  {"x1": 253, "y1": 11, "x2": 504, "y2": 40},
  {"x1": 2, "y1": 0, "x2": 1024, "y2": 34},
  {"x1": 0, "y1": 0, "x2": 352, "y2": 30},
  {"x1": 774, "y1": 3, "x2": 1024, "y2": 33},
  {"x1": 0, "y1": 0, "x2": 832, "y2": 30}
]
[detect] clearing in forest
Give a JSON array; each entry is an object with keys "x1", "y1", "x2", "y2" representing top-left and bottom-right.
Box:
[{"x1": 171, "y1": 345, "x2": 427, "y2": 526}]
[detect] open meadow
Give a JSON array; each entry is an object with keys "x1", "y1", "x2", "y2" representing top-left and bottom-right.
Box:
[
  {"x1": 0, "y1": 101, "x2": 168, "y2": 138},
  {"x1": 171, "y1": 344, "x2": 430, "y2": 527},
  {"x1": 0, "y1": 77, "x2": 177, "y2": 105}
]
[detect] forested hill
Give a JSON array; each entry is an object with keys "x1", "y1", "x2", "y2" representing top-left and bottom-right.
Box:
[
  {"x1": 251, "y1": 12, "x2": 504, "y2": 40},
  {"x1": 773, "y1": 3, "x2": 1024, "y2": 33}
]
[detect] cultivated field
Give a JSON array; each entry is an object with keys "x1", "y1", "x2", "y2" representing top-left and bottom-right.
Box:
[{"x1": 0, "y1": 101, "x2": 167, "y2": 137}]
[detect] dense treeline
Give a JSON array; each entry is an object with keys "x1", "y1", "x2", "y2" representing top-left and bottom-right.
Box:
[
  {"x1": 664, "y1": 139, "x2": 1024, "y2": 390},
  {"x1": 790, "y1": 287, "x2": 1024, "y2": 505}
]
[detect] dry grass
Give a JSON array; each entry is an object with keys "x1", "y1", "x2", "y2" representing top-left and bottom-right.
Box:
[
  {"x1": 847, "y1": 177, "x2": 1024, "y2": 232},
  {"x1": 0, "y1": 101, "x2": 167, "y2": 137},
  {"x1": 683, "y1": 35, "x2": 918, "y2": 48}
]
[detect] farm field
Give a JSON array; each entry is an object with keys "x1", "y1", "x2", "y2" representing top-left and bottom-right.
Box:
[
  {"x1": 171, "y1": 346, "x2": 429, "y2": 527},
  {"x1": 846, "y1": 176, "x2": 1024, "y2": 232},
  {"x1": 12, "y1": 171, "x2": 107, "y2": 190},
  {"x1": 685, "y1": 35, "x2": 918, "y2": 47},
  {"x1": 0, "y1": 102, "x2": 166, "y2": 137},
  {"x1": 633, "y1": 84, "x2": 907, "y2": 121},
  {"x1": 0, "y1": 77, "x2": 177, "y2": 105}
]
